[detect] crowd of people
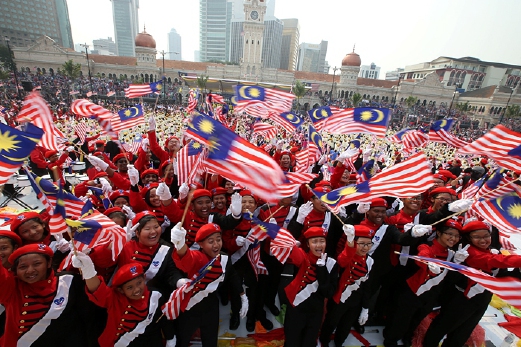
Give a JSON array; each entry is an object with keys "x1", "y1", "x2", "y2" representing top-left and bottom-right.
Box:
[{"x1": 0, "y1": 69, "x2": 520, "y2": 347}]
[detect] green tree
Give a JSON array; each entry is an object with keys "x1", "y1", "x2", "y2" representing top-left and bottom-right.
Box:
[
  {"x1": 61, "y1": 59, "x2": 82, "y2": 79},
  {"x1": 405, "y1": 96, "x2": 418, "y2": 110},
  {"x1": 0, "y1": 45, "x2": 16, "y2": 72},
  {"x1": 196, "y1": 74, "x2": 209, "y2": 105},
  {"x1": 292, "y1": 80, "x2": 307, "y2": 114},
  {"x1": 455, "y1": 101, "x2": 470, "y2": 114},
  {"x1": 505, "y1": 104, "x2": 521, "y2": 119},
  {"x1": 0, "y1": 70, "x2": 9, "y2": 80},
  {"x1": 350, "y1": 92, "x2": 363, "y2": 107}
]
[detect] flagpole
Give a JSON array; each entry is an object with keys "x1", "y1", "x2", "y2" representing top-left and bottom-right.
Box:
[{"x1": 305, "y1": 184, "x2": 345, "y2": 226}]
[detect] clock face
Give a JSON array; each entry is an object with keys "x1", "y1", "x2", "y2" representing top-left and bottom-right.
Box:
[{"x1": 250, "y1": 10, "x2": 259, "y2": 20}]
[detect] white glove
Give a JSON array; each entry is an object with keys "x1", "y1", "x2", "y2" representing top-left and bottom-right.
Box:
[
  {"x1": 391, "y1": 198, "x2": 402, "y2": 210},
  {"x1": 316, "y1": 252, "x2": 327, "y2": 267},
  {"x1": 454, "y1": 244, "x2": 470, "y2": 264},
  {"x1": 362, "y1": 148, "x2": 372, "y2": 162},
  {"x1": 448, "y1": 199, "x2": 474, "y2": 213},
  {"x1": 338, "y1": 205, "x2": 347, "y2": 219},
  {"x1": 98, "y1": 177, "x2": 112, "y2": 195},
  {"x1": 87, "y1": 155, "x2": 108, "y2": 171},
  {"x1": 166, "y1": 338, "x2": 176, "y2": 347},
  {"x1": 121, "y1": 205, "x2": 135, "y2": 220},
  {"x1": 156, "y1": 182, "x2": 172, "y2": 200},
  {"x1": 357, "y1": 203, "x2": 371, "y2": 214},
  {"x1": 411, "y1": 224, "x2": 432, "y2": 238},
  {"x1": 358, "y1": 308, "x2": 369, "y2": 325},
  {"x1": 428, "y1": 262, "x2": 441, "y2": 275},
  {"x1": 149, "y1": 116, "x2": 156, "y2": 131},
  {"x1": 161, "y1": 216, "x2": 171, "y2": 234},
  {"x1": 71, "y1": 251, "x2": 97, "y2": 280},
  {"x1": 490, "y1": 248, "x2": 500, "y2": 254},
  {"x1": 170, "y1": 222, "x2": 186, "y2": 250},
  {"x1": 318, "y1": 154, "x2": 327, "y2": 165},
  {"x1": 343, "y1": 224, "x2": 355, "y2": 243},
  {"x1": 239, "y1": 294, "x2": 249, "y2": 318},
  {"x1": 269, "y1": 218, "x2": 277, "y2": 224},
  {"x1": 236, "y1": 236, "x2": 246, "y2": 247},
  {"x1": 66, "y1": 146, "x2": 75, "y2": 152},
  {"x1": 178, "y1": 182, "x2": 189, "y2": 200},
  {"x1": 296, "y1": 201, "x2": 313, "y2": 224},
  {"x1": 78, "y1": 195, "x2": 90, "y2": 203},
  {"x1": 276, "y1": 139, "x2": 284, "y2": 150},
  {"x1": 141, "y1": 138, "x2": 149, "y2": 151},
  {"x1": 230, "y1": 192, "x2": 242, "y2": 217},
  {"x1": 127, "y1": 165, "x2": 140, "y2": 186},
  {"x1": 176, "y1": 278, "x2": 190, "y2": 288},
  {"x1": 295, "y1": 240, "x2": 301, "y2": 247},
  {"x1": 55, "y1": 238, "x2": 71, "y2": 253},
  {"x1": 125, "y1": 220, "x2": 139, "y2": 242},
  {"x1": 337, "y1": 148, "x2": 358, "y2": 162}
]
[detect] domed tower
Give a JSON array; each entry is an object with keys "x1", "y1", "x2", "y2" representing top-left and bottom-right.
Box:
[
  {"x1": 340, "y1": 47, "x2": 361, "y2": 86},
  {"x1": 135, "y1": 27, "x2": 157, "y2": 68}
]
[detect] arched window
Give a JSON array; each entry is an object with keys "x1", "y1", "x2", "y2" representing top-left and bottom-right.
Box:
[
  {"x1": 42, "y1": 68, "x2": 46, "y2": 74},
  {"x1": 49, "y1": 68, "x2": 54, "y2": 76},
  {"x1": 101, "y1": 73, "x2": 105, "y2": 77},
  {"x1": 168, "y1": 77, "x2": 172, "y2": 83},
  {"x1": 145, "y1": 74, "x2": 149, "y2": 83},
  {"x1": 130, "y1": 75, "x2": 134, "y2": 80}
]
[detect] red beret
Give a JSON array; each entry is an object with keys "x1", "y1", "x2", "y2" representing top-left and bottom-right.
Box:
[
  {"x1": 112, "y1": 263, "x2": 144, "y2": 287},
  {"x1": 429, "y1": 187, "x2": 456, "y2": 198},
  {"x1": 349, "y1": 174, "x2": 357, "y2": 181},
  {"x1": 158, "y1": 160, "x2": 172, "y2": 177},
  {"x1": 444, "y1": 219, "x2": 463, "y2": 231},
  {"x1": 454, "y1": 159, "x2": 462, "y2": 165},
  {"x1": 290, "y1": 146, "x2": 299, "y2": 153},
  {"x1": 196, "y1": 223, "x2": 221, "y2": 242},
  {"x1": 8, "y1": 244, "x2": 53, "y2": 265},
  {"x1": 166, "y1": 136, "x2": 179, "y2": 144},
  {"x1": 92, "y1": 151, "x2": 103, "y2": 157},
  {"x1": 140, "y1": 169, "x2": 159, "y2": 179},
  {"x1": 433, "y1": 174, "x2": 448, "y2": 182},
  {"x1": 189, "y1": 182, "x2": 204, "y2": 190},
  {"x1": 93, "y1": 172, "x2": 108, "y2": 180},
  {"x1": 211, "y1": 187, "x2": 227, "y2": 197},
  {"x1": 140, "y1": 182, "x2": 159, "y2": 198},
  {"x1": 239, "y1": 189, "x2": 255, "y2": 198},
  {"x1": 303, "y1": 226, "x2": 327, "y2": 239},
  {"x1": 462, "y1": 221, "x2": 489, "y2": 234},
  {"x1": 192, "y1": 189, "x2": 211, "y2": 201},
  {"x1": 45, "y1": 150, "x2": 58, "y2": 159},
  {"x1": 280, "y1": 150, "x2": 291, "y2": 157},
  {"x1": 314, "y1": 186, "x2": 331, "y2": 194},
  {"x1": 132, "y1": 211, "x2": 156, "y2": 226},
  {"x1": 370, "y1": 198, "x2": 387, "y2": 208},
  {"x1": 315, "y1": 180, "x2": 332, "y2": 189},
  {"x1": 438, "y1": 170, "x2": 456, "y2": 180},
  {"x1": 103, "y1": 206, "x2": 123, "y2": 217},
  {"x1": 113, "y1": 153, "x2": 132, "y2": 164},
  {"x1": 355, "y1": 225, "x2": 374, "y2": 238},
  {"x1": 0, "y1": 230, "x2": 22, "y2": 246},
  {"x1": 11, "y1": 212, "x2": 42, "y2": 233},
  {"x1": 480, "y1": 158, "x2": 488, "y2": 165},
  {"x1": 95, "y1": 140, "x2": 105, "y2": 146},
  {"x1": 109, "y1": 190, "x2": 129, "y2": 201}
]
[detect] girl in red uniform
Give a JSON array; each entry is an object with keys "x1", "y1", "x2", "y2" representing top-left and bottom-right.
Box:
[{"x1": 0, "y1": 230, "x2": 22, "y2": 339}]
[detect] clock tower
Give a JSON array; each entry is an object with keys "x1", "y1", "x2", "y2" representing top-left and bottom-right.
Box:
[{"x1": 241, "y1": 0, "x2": 266, "y2": 78}]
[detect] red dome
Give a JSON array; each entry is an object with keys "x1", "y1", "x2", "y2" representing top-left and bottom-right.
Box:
[
  {"x1": 342, "y1": 51, "x2": 361, "y2": 67},
  {"x1": 135, "y1": 30, "x2": 156, "y2": 49}
]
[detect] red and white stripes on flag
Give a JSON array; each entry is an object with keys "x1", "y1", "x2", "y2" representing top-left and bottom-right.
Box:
[
  {"x1": 16, "y1": 91, "x2": 67, "y2": 151},
  {"x1": 500, "y1": 234, "x2": 517, "y2": 251},
  {"x1": 458, "y1": 125, "x2": 521, "y2": 172},
  {"x1": 87, "y1": 211, "x2": 127, "y2": 260},
  {"x1": 74, "y1": 123, "x2": 88, "y2": 143},
  {"x1": 431, "y1": 128, "x2": 470, "y2": 148},
  {"x1": 295, "y1": 148, "x2": 310, "y2": 173},
  {"x1": 207, "y1": 93, "x2": 225, "y2": 104},
  {"x1": 403, "y1": 253, "x2": 521, "y2": 309},
  {"x1": 70, "y1": 99, "x2": 118, "y2": 139},
  {"x1": 269, "y1": 228, "x2": 297, "y2": 263},
  {"x1": 252, "y1": 122, "x2": 277, "y2": 141},
  {"x1": 247, "y1": 242, "x2": 268, "y2": 279},
  {"x1": 186, "y1": 90, "x2": 198, "y2": 113},
  {"x1": 124, "y1": 84, "x2": 153, "y2": 98},
  {"x1": 176, "y1": 146, "x2": 204, "y2": 185},
  {"x1": 235, "y1": 88, "x2": 295, "y2": 118},
  {"x1": 402, "y1": 130, "x2": 429, "y2": 150}
]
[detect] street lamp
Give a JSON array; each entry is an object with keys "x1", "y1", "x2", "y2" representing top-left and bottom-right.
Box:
[
  {"x1": 330, "y1": 66, "x2": 338, "y2": 104},
  {"x1": 448, "y1": 90, "x2": 458, "y2": 116},
  {"x1": 158, "y1": 50, "x2": 179, "y2": 101},
  {"x1": 392, "y1": 74, "x2": 403, "y2": 108},
  {"x1": 80, "y1": 43, "x2": 93, "y2": 95},
  {"x1": 3, "y1": 37, "x2": 22, "y2": 99},
  {"x1": 499, "y1": 87, "x2": 514, "y2": 124}
]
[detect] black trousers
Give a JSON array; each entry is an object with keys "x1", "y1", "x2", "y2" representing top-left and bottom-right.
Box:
[
  {"x1": 231, "y1": 255, "x2": 267, "y2": 321},
  {"x1": 261, "y1": 249, "x2": 284, "y2": 309},
  {"x1": 423, "y1": 289, "x2": 492, "y2": 347},
  {"x1": 320, "y1": 290, "x2": 363, "y2": 347},
  {"x1": 175, "y1": 295, "x2": 219, "y2": 347},
  {"x1": 284, "y1": 299, "x2": 324, "y2": 347}
]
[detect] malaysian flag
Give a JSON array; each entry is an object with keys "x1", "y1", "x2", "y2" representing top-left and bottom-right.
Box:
[
  {"x1": 113, "y1": 105, "x2": 145, "y2": 131},
  {"x1": 186, "y1": 89, "x2": 198, "y2": 113},
  {"x1": 313, "y1": 181, "x2": 372, "y2": 211},
  {"x1": 124, "y1": 81, "x2": 162, "y2": 98},
  {"x1": 458, "y1": 125, "x2": 521, "y2": 172},
  {"x1": 500, "y1": 234, "x2": 517, "y2": 251},
  {"x1": 247, "y1": 240, "x2": 268, "y2": 278},
  {"x1": 402, "y1": 253, "x2": 521, "y2": 309},
  {"x1": 233, "y1": 86, "x2": 295, "y2": 118},
  {"x1": 472, "y1": 190, "x2": 521, "y2": 234},
  {"x1": 269, "y1": 228, "x2": 297, "y2": 263},
  {"x1": 16, "y1": 91, "x2": 67, "y2": 151},
  {"x1": 176, "y1": 141, "x2": 204, "y2": 185},
  {"x1": 475, "y1": 169, "x2": 515, "y2": 200},
  {"x1": 187, "y1": 113, "x2": 287, "y2": 201},
  {"x1": 71, "y1": 99, "x2": 118, "y2": 140},
  {"x1": 48, "y1": 181, "x2": 70, "y2": 236},
  {"x1": 107, "y1": 91, "x2": 116, "y2": 97},
  {"x1": 308, "y1": 124, "x2": 323, "y2": 158},
  {"x1": 0, "y1": 123, "x2": 43, "y2": 186},
  {"x1": 356, "y1": 159, "x2": 377, "y2": 184},
  {"x1": 389, "y1": 128, "x2": 412, "y2": 144},
  {"x1": 276, "y1": 172, "x2": 318, "y2": 198},
  {"x1": 243, "y1": 214, "x2": 283, "y2": 241},
  {"x1": 271, "y1": 112, "x2": 304, "y2": 132},
  {"x1": 322, "y1": 108, "x2": 391, "y2": 137},
  {"x1": 402, "y1": 129, "x2": 429, "y2": 150},
  {"x1": 87, "y1": 186, "x2": 112, "y2": 209},
  {"x1": 295, "y1": 148, "x2": 310, "y2": 173},
  {"x1": 308, "y1": 106, "x2": 333, "y2": 131},
  {"x1": 74, "y1": 123, "x2": 88, "y2": 143},
  {"x1": 461, "y1": 177, "x2": 486, "y2": 199},
  {"x1": 428, "y1": 119, "x2": 455, "y2": 142},
  {"x1": 207, "y1": 93, "x2": 225, "y2": 104},
  {"x1": 252, "y1": 122, "x2": 277, "y2": 141},
  {"x1": 123, "y1": 134, "x2": 143, "y2": 154}
]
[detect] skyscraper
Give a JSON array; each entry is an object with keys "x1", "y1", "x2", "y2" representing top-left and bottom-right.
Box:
[
  {"x1": 199, "y1": 0, "x2": 232, "y2": 62},
  {"x1": 92, "y1": 37, "x2": 117, "y2": 55},
  {"x1": 262, "y1": 19, "x2": 283, "y2": 69},
  {"x1": 297, "y1": 40, "x2": 328, "y2": 73},
  {"x1": 279, "y1": 18, "x2": 299, "y2": 71},
  {"x1": 167, "y1": 28, "x2": 182, "y2": 60},
  {"x1": 111, "y1": 0, "x2": 140, "y2": 57},
  {"x1": 0, "y1": 0, "x2": 74, "y2": 48}
]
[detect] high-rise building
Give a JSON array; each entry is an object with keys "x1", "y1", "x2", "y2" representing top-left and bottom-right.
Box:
[
  {"x1": 385, "y1": 68, "x2": 404, "y2": 81},
  {"x1": 359, "y1": 63, "x2": 381, "y2": 79},
  {"x1": 111, "y1": 0, "x2": 140, "y2": 57},
  {"x1": 297, "y1": 40, "x2": 328, "y2": 73},
  {"x1": 279, "y1": 18, "x2": 299, "y2": 71},
  {"x1": 92, "y1": 37, "x2": 117, "y2": 55},
  {"x1": 0, "y1": 0, "x2": 74, "y2": 48},
  {"x1": 167, "y1": 28, "x2": 182, "y2": 60},
  {"x1": 200, "y1": 0, "x2": 232, "y2": 62},
  {"x1": 262, "y1": 19, "x2": 283, "y2": 69}
]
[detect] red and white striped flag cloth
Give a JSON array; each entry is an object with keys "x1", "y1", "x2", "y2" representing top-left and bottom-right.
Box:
[
  {"x1": 276, "y1": 172, "x2": 318, "y2": 198},
  {"x1": 252, "y1": 122, "x2": 277, "y2": 141},
  {"x1": 69, "y1": 90, "x2": 79, "y2": 95},
  {"x1": 402, "y1": 130, "x2": 429, "y2": 150},
  {"x1": 176, "y1": 143, "x2": 204, "y2": 185},
  {"x1": 70, "y1": 99, "x2": 118, "y2": 139},
  {"x1": 403, "y1": 253, "x2": 521, "y2": 309},
  {"x1": 124, "y1": 84, "x2": 154, "y2": 98},
  {"x1": 74, "y1": 122, "x2": 88, "y2": 143},
  {"x1": 186, "y1": 90, "x2": 198, "y2": 113},
  {"x1": 107, "y1": 91, "x2": 116, "y2": 97},
  {"x1": 214, "y1": 105, "x2": 228, "y2": 125},
  {"x1": 295, "y1": 148, "x2": 310, "y2": 173},
  {"x1": 269, "y1": 228, "x2": 296, "y2": 263},
  {"x1": 458, "y1": 125, "x2": 521, "y2": 172},
  {"x1": 431, "y1": 128, "x2": 470, "y2": 148},
  {"x1": 475, "y1": 169, "x2": 514, "y2": 200},
  {"x1": 499, "y1": 233, "x2": 517, "y2": 251},
  {"x1": 235, "y1": 88, "x2": 295, "y2": 118},
  {"x1": 207, "y1": 93, "x2": 225, "y2": 104},
  {"x1": 48, "y1": 213, "x2": 69, "y2": 236},
  {"x1": 247, "y1": 242, "x2": 268, "y2": 279},
  {"x1": 16, "y1": 91, "x2": 67, "y2": 151}
]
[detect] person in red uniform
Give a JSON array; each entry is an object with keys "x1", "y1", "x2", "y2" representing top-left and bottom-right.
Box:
[
  {"x1": 383, "y1": 220, "x2": 469, "y2": 347},
  {"x1": 147, "y1": 116, "x2": 181, "y2": 163},
  {"x1": 0, "y1": 230, "x2": 22, "y2": 338},
  {"x1": 87, "y1": 152, "x2": 133, "y2": 190},
  {"x1": 210, "y1": 187, "x2": 228, "y2": 215},
  {"x1": 319, "y1": 225, "x2": 373, "y2": 347},
  {"x1": 29, "y1": 145, "x2": 49, "y2": 177},
  {"x1": 109, "y1": 190, "x2": 130, "y2": 208},
  {"x1": 277, "y1": 226, "x2": 338, "y2": 347},
  {"x1": 140, "y1": 169, "x2": 159, "y2": 185},
  {"x1": 0, "y1": 244, "x2": 95, "y2": 347},
  {"x1": 423, "y1": 221, "x2": 521, "y2": 347},
  {"x1": 45, "y1": 146, "x2": 74, "y2": 187},
  {"x1": 170, "y1": 222, "x2": 248, "y2": 347},
  {"x1": 72, "y1": 255, "x2": 176, "y2": 347}
]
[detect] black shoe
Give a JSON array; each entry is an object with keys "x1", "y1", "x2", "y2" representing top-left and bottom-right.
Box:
[
  {"x1": 259, "y1": 318, "x2": 273, "y2": 330},
  {"x1": 229, "y1": 315, "x2": 240, "y2": 330},
  {"x1": 354, "y1": 324, "x2": 365, "y2": 334},
  {"x1": 246, "y1": 318, "x2": 255, "y2": 332},
  {"x1": 220, "y1": 295, "x2": 229, "y2": 306},
  {"x1": 266, "y1": 303, "x2": 280, "y2": 316}
]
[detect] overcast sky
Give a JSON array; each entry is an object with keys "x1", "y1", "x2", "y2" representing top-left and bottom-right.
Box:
[{"x1": 67, "y1": 0, "x2": 521, "y2": 76}]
